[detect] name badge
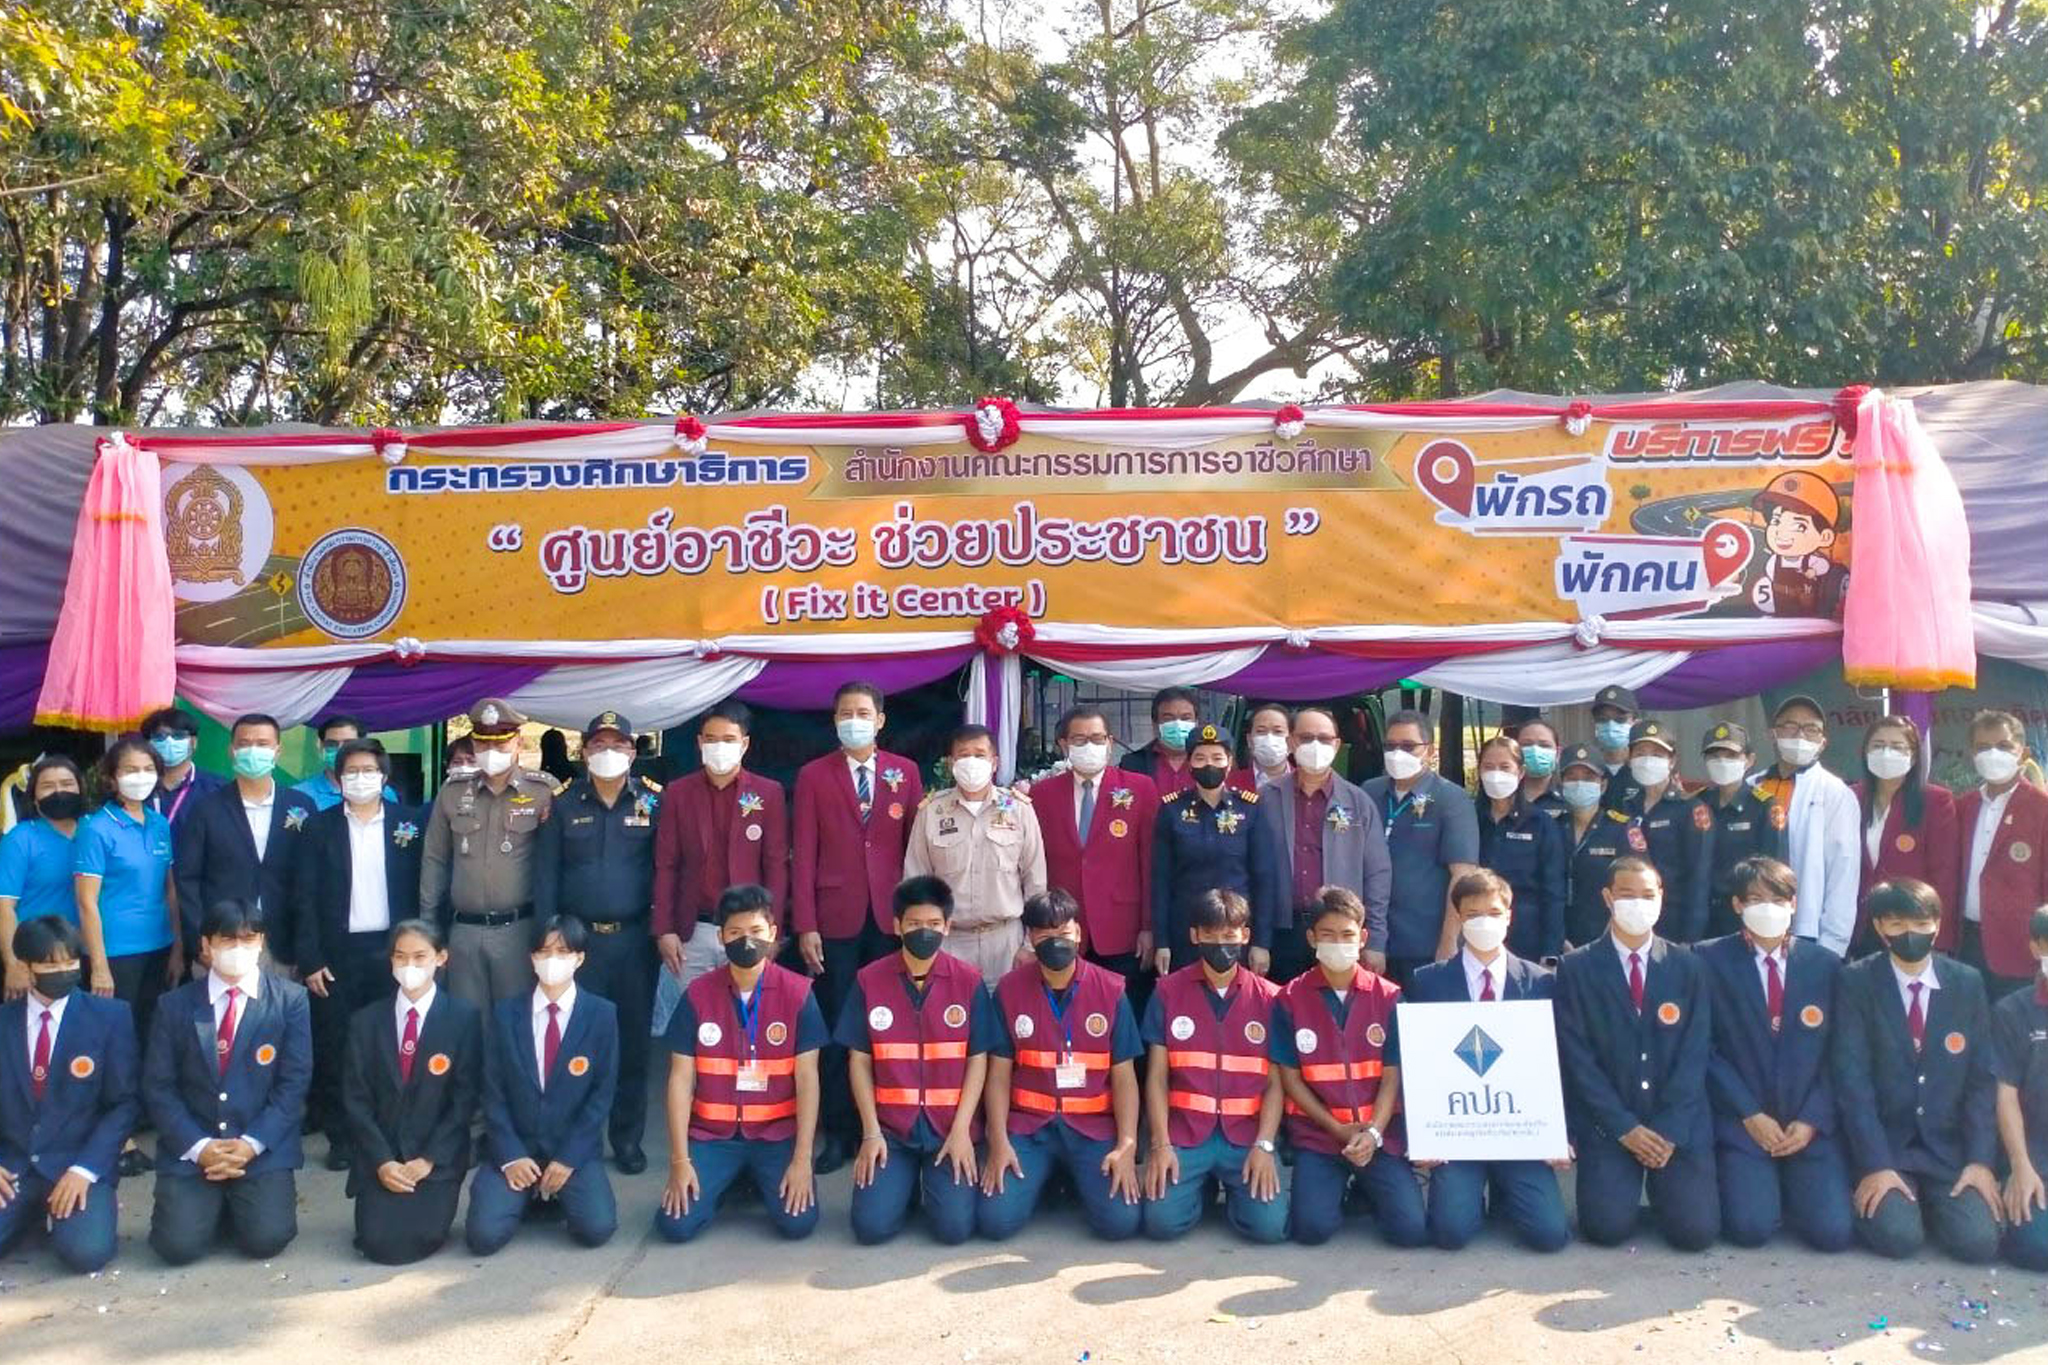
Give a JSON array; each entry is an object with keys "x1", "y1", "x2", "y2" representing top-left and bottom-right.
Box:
[
  {"x1": 1506, "y1": 830, "x2": 1534, "y2": 841},
  {"x1": 736, "y1": 1063, "x2": 769, "y2": 1093},
  {"x1": 624, "y1": 815, "x2": 650, "y2": 828},
  {"x1": 1648, "y1": 818, "x2": 1671, "y2": 830},
  {"x1": 1727, "y1": 820, "x2": 1752, "y2": 832},
  {"x1": 1055, "y1": 1059, "x2": 1087, "y2": 1090}
]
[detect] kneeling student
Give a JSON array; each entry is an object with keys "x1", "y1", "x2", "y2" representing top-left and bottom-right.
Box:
[
  {"x1": 1698, "y1": 857, "x2": 1853, "y2": 1252},
  {"x1": 1272, "y1": 885, "x2": 1425, "y2": 1248},
  {"x1": 840, "y1": 875, "x2": 994, "y2": 1245},
  {"x1": 145, "y1": 900, "x2": 311, "y2": 1265},
  {"x1": 1556, "y1": 857, "x2": 1719, "y2": 1251},
  {"x1": 1994, "y1": 907, "x2": 2048, "y2": 1271},
  {"x1": 1141, "y1": 888, "x2": 1287, "y2": 1243},
  {"x1": 658, "y1": 884, "x2": 826, "y2": 1242},
  {"x1": 467, "y1": 915, "x2": 619, "y2": 1254},
  {"x1": 1401, "y1": 871, "x2": 1570, "y2": 1252},
  {"x1": 979, "y1": 888, "x2": 1144, "y2": 1241},
  {"x1": 342, "y1": 920, "x2": 481, "y2": 1264},
  {"x1": 1834, "y1": 878, "x2": 2003, "y2": 1264},
  {"x1": 0, "y1": 916, "x2": 139, "y2": 1273}
]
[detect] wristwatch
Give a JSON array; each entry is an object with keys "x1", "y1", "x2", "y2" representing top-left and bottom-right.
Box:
[
  {"x1": 1364, "y1": 1124, "x2": 1383, "y2": 1147},
  {"x1": 1253, "y1": 1138, "x2": 1277, "y2": 1155}
]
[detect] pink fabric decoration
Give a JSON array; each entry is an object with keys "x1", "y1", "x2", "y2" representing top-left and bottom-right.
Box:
[
  {"x1": 1841, "y1": 389, "x2": 1976, "y2": 690},
  {"x1": 35, "y1": 433, "x2": 178, "y2": 730}
]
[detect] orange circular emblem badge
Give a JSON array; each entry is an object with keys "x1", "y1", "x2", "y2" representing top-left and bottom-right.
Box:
[
  {"x1": 254, "y1": 1043, "x2": 277, "y2": 1066},
  {"x1": 1692, "y1": 803, "x2": 1713, "y2": 832},
  {"x1": 1084, "y1": 1011, "x2": 1110, "y2": 1038},
  {"x1": 1657, "y1": 1002, "x2": 1681, "y2": 1026},
  {"x1": 1799, "y1": 1004, "x2": 1824, "y2": 1029},
  {"x1": 1244, "y1": 1020, "x2": 1267, "y2": 1045},
  {"x1": 1944, "y1": 1032, "x2": 1966, "y2": 1055},
  {"x1": 69, "y1": 1055, "x2": 95, "y2": 1079},
  {"x1": 567, "y1": 1055, "x2": 591, "y2": 1076},
  {"x1": 1895, "y1": 833, "x2": 1917, "y2": 854},
  {"x1": 764, "y1": 1020, "x2": 789, "y2": 1047},
  {"x1": 942, "y1": 1003, "x2": 968, "y2": 1029},
  {"x1": 1109, "y1": 819, "x2": 1129, "y2": 839},
  {"x1": 1768, "y1": 804, "x2": 1787, "y2": 832},
  {"x1": 427, "y1": 1052, "x2": 451, "y2": 1076},
  {"x1": 1366, "y1": 1022, "x2": 1386, "y2": 1048}
]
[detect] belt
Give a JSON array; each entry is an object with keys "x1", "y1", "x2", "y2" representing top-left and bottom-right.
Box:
[
  {"x1": 453, "y1": 906, "x2": 533, "y2": 927},
  {"x1": 587, "y1": 918, "x2": 646, "y2": 935}
]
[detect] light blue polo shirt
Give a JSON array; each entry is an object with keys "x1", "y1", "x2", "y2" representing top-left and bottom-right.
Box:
[
  {"x1": 73, "y1": 804, "x2": 175, "y2": 957},
  {"x1": 0, "y1": 819, "x2": 78, "y2": 924}
]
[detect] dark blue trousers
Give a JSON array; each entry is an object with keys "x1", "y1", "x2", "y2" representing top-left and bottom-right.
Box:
[
  {"x1": 1715, "y1": 1137, "x2": 1853, "y2": 1251},
  {"x1": 1575, "y1": 1134, "x2": 1719, "y2": 1251},
  {"x1": 0, "y1": 1171, "x2": 120, "y2": 1272},
  {"x1": 1425, "y1": 1160, "x2": 1570, "y2": 1252},
  {"x1": 1290, "y1": 1148, "x2": 1428, "y2": 1247},
  {"x1": 849, "y1": 1133, "x2": 978, "y2": 1245},
  {"x1": 465, "y1": 1160, "x2": 617, "y2": 1253},
  {"x1": 654, "y1": 1136, "x2": 820, "y2": 1243}
]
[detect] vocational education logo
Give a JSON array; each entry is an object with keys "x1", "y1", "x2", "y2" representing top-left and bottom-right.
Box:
[
  {"x1": 764, "y1": 1021, "x2": 788, "y2": 1047},
  {"x1": 942, "y1": 1003, "x2": 968, "y2": 1029},
  {"x1": 868, "y1": 1006, "x2": 895, "y2": 1032},
  {"x1": 163, "y1": 462, "x2": 274, "y2": 602},
  {"x1": 298, "y1": 527, "x2": 406, "y2": 639},
  {"x1": 1453, "y1": 1025, "x2": 1503, "y2": 1079}
]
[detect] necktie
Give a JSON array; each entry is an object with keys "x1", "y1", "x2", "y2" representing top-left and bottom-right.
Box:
[
  {"x1": 856, "y1": 764, "x2": 872, "y2": 820},
  {"x1": 399, "y1": 1007, "x2": 420, "y2": 1083},
  {"x1": 543, "y1": 1002, "x2": 562, "y2": 1085},
  {"x1": 1907, "y1": 980, "x2": 1926, "y2": 1051},
  {"x1": 1078, "y1": 779, "x2": 1096, "y2": 844},
  {"x1": 1479, "y1": 969, "x2": 1496, "y2": 1002},
  {"x1": 31, "y1": 1008, "x2": 52, "y2": 1101},
  {"x1": 217, "y1": 987, "x2": 239, "y2": 1076},
  {"x1": 1765, "y1": 954, "x2": 1784, "y2": 1032},
  {"x1": 1628, "y1": 952, "x2": 1645, "y2": 1014}
]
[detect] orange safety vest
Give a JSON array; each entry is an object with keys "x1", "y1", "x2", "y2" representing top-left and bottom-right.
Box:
[
  {"x1": 1280, "y1": 965, "x2": 1404, "y2": 1156},
  {"x1": 685, "y1": 962, "x2": 811, "y2": 1142},
  {"x1": 995, "y1": 960, "x2": 1125, "y2": 1141},
  {"x1": 1154, "y1": 963, "x2": 1278, "y2": 1148},
  {"x1": 856, "y1": 951, "x2": 983, "y2": 1143}
]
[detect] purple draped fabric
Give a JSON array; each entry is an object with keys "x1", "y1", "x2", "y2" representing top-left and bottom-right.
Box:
[
  {"x1": 1212, "y1": 649, "x2": 1448, "y2": 699},
  {"x1": 736, "y1": 648, "x2": 974, "y2": 710},
  {"x1": 1636, "y1": 637, "x2": 1844, "y2": 710},
  {"x1": 325, "y1": 660, "x2": 553, "y2": 730},
  {"x1": 0, "y1": 640, "x2": 47, "y2": 730}
]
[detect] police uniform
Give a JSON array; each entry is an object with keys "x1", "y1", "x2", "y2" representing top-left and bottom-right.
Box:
[
  {"x1": 1991, "y1": 976, "x2": 2048, "y2": 1270},
  {"x1": 1151, "y1": 745, "x2": 1285, "y2": 970},
  {"x1": 420, "y1": 699, "x2": 556, "y2": 1008},
  {"x1": 1605, "y1": 721, "x2": 1713, "y2": 943},
  {"x1": 1476, "y1": 797, "x2": 1568, "y2": 962},
  {"x1": 1590, "y1": 684, "x2": 1640, "y2": 783},
  {"x1": 1558, "y1": 745, "x2": 1630, "y2": 947},
  {"x1": 1693, "y1": 723, "x2": 1786, "y2": 939},
  {"x1": 534, "y1": 711, "x2": 661, "y2": 1166}
]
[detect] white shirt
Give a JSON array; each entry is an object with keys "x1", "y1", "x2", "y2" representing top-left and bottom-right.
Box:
[
  {"x1": 1891, "y1": 958, "x2": 1940, "y2": 1017},
  {"x1": 1462, "y1": 949, "x2": 1506, "y2": 1001},
  {"x1": 1865, "y1": 799, "x2": 1889, "y2": 868},
  {"x1": 182, "y1": 972, "x2": 266, "y2": 1162},
  {"x1": 395, "y1": 986, "x2": 435, "y2": 1051},
  {"x1": 1753, "y1": 942, "x2": 1788, "y2": 1004},
  {"x1": 240, "y1": 780, "x2": 275, "y2": 864},
  {"x1": 345, "y1": 803, "x2": 392, "y2": 934},
  {"x1": 845, "y1": 753, "x2": 876, "y2": 801},
  {"x1": 531, "y1": 984, "x2": 577, "y2": 1088},
  {"x1": 1965, "y1": 786, "x2": 2017, "y2": 923},
  {"x1": 23, "y1": 992, "x2": 99, "y2": 1183},
  {"x1": 1073, "y1": 772, "x2": 1099, "y2": 829}
]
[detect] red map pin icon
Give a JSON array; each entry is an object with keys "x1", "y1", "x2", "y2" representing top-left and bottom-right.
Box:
[
  {"x1": 1700, "y1": 518, "x2": 1752, "y2": 587},
  {"x1": 1415, "y1": 440, "x2": 1476, "y2": 516}
]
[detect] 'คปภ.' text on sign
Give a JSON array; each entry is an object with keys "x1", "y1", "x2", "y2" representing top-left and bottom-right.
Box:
[{"x1": 524, "y1": 499, "x2": 1319, "y2": 595}]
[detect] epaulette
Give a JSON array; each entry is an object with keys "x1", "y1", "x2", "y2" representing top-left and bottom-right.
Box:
[
  {"x1": 1162, "y1": 789, "x2": 1188, "y2": 803},
  {"x1": 638, "y1": 775, "x2": 664, "y2": 793},
  {"x1": 553, "y1": 778, "x2": 574, "y2": 797},
  {"x1": 1238, "y1": 788, "x2": 1259, "y2": 803},
  {"x1": 1604, "y1": 809, "x2": 1630, "y2": 823}
]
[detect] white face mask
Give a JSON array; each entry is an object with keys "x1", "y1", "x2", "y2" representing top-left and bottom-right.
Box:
[
  {"x1": 116, "y1": 771, "x2": 159, "y2": 803},
  {"x1": 1865, "y1": 748, "x2": 1914, "y2": 781},
  {"x1": 1740, "y1": 900, "x2": 1795, "y2": 940},
  {"x1": 1315, "y1": 941, "x2": 1362, "y2": 972},
  {"x1": 341, "y1": 772, "x2": 385, "y2": 804},
  {"x1": 1611, "y1": 897, "x2": 1662, "y2": 937},
  {"x1": 586, "y1": 748, "x2": 634, "y2": 780},
  {"x1": 534, "y1": 955, "x2": 579, "y2": 987},
  {"x1": 478, "y1": 748, "x2": 515, "y2": 777},
  {"x1": 1065, "y1": 741, "x2": 1110, "y2": 776},
  {"x1": 1383, "y1": 749, "x2": 1424, "y2": 781},
  {"x1": 951, "y1": 756, "x2": 994, "y2": 793},
  {"x1": 1976, "y1": 748, "x2": 2022, "y2": 784},
  {"x1": 1777, "y1": 736, "x2": 1822, "y2": 767},
  {"x1": 393, "y1": 963, "x2": 434, "y2": 993},
  {"x1": 1295, "y1": 740, "x2": 1338, "y2": 774},
  {"x1": 213, "y1": 943, "x2": 261, "y2": 980},
  {"x1": 1461, "y1": 914, "x2": 1509, "y2": 954},
  {"x1": 1705, "y1": 755, "x2": 1749, "y2": 787},
  {"x1": 1249, "y1": 734, "x2": 1290, "y2": 770},
  {"x1": 1480, "y1": 770, "x2": 1520, "y2": 800},
  {"x1": 696, "y1": 741, "x2": 742, "y2": 776},
  {"x1": 1629, "y1": 754, "x2": 1672, "y2": 787}
]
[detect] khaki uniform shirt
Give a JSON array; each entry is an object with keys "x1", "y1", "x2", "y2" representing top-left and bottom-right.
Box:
[
  {"x1": 420, "y1": 771, "x2": 556, "y2": 916},
  {"x1": 903, "y1": 787, "x2": 1048, "y2": 932}
]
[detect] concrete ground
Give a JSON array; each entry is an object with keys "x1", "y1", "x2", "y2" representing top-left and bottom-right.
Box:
[{"x1": 4, "y1": 1117, "x2": 2046, "y2": 1365}]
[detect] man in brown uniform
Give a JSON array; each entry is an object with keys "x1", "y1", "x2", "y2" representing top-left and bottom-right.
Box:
[
  {"x1": 903, "y1": 724, "x2": 1048, "y2": 985},
  {"x1": 420, "y1": 698, "x2": 556, "y2": 1007}
]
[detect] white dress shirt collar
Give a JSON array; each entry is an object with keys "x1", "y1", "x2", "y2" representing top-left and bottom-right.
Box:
[
  {"x1": 209, "y1": 969, "x2": 262, "y2": 1005},
  {"x1": 395, "y1": 986, "x2": 436, "y2": 1033},
  {"x1": 1461, "y1": 949, "x2": 1506, "y2": 1000},
  {"x1": 25, "y1": 990, "x2": 70, "y2": 1067},
  {"x1": 1891, "y1": 958, "x2": 1940, "y2": 1016}
]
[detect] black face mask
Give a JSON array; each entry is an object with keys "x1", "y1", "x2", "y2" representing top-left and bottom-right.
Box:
[
  {"x1": 1196, "y1": 941, "x2": 1243, "y2": 973},
  {"x1": 32, "y1": 968, "x2": 81, "y2": 1001},
  {"x1": 901, "y1": 927, "x2": 945, "y2": 960},
  {"x1": 723, "y1": 936, "x2": 767, "y2": 968},
  {"x1": 1191, "y1": 764, "x2": 1227, "y2": 790},
  {"x1": 1033, "y1": 936, "x2": 1078, "y2": 971},
  {"x1": 1885, "y1": 929, "x2": 1936, "y2": 964},
  {"x1": 35, "y1": 791, "x2": 83, "y2": 822}
]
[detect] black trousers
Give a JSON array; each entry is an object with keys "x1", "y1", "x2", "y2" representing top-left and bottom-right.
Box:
[
  {"x1": 149, "y1": 1170, "x2": 298, "y2": 1265},
  {"x1": 1958, "y1": 922, "x2": 2033, "y2": 1000},
  {"x1": 108, "y1": 948, "x2": 171, "y2": 1056},
  {"x1": 1267, "y1": 927, "x2": 1316, "y2": 988},
  {"x1": 354, "y1": 1175, "x2": 464, "y2": 1265},
  {"x1": 311, "y1": 931, "x2": 394, "y2": 1135},
  {"x1": 817, "y1": 920, "x2": 898, "y2": 1144},
  {"x1": 576, "y1": 920, "x2": 655, "y2": 1151},
  {"x1": 1087, "y1": 950, "x2": 1153, "y2": 1022}
]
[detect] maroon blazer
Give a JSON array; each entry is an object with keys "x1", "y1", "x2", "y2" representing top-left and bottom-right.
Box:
[
  {"x1": 651, "y1": 769, "x2": 789, "y2": 939},
  {"x1": 791, "y1": 749, "x2": 922, "y2": 940},
  {"x1": 1035, "y1": 769, "x2": 1160, "y2": 958},
  {"x1": 1953, "y1": 779, "x2": 2048, "y2": 978},
  {"x1": 1854, "y1": 780, "x2": 1961, "y2": 948}
]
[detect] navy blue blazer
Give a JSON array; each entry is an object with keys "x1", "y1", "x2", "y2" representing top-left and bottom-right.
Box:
[
  {"x1": 1405, "y1": 950, "x2": 1556, "y2": 1004},
  {"x1": 480, "y1": 991, "x2": 618, "y2": 1172},
  {"x1": 340, "y1": 990, "x2": 481, "y2": 1196},
  {"x1": 1699, "y1": 933, "x2": 1841, "y2": 1154},
  {"x1": 172, "y1": 780, "x2": 319, "y2": 956},
  {"x1": 0, "y1": 994, "x2": 139, "y2": 1181},
  {"x1": 291, "y1": 800, "x2": 425, "y2": 974},
  {"x1": 143, "y1": 972, "x2": 312, "y2": 1176},
  {"x1": 1556, "y1": 935, "x2": 1713, "y2": 1150},
  {"x1": 1831, "y1": 953, "x2": 1998, "y2": 1181}
]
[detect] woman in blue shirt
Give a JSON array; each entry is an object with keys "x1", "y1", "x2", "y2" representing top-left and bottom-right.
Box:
[
  {"x1": 74, "y1": 737, "x2": 182, "y2": 1018},
  {"x1": 0, "y1": 755, "x2": 87, "y2": 998}
]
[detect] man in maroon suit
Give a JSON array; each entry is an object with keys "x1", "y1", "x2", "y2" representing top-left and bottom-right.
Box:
[
  {"x1": 792, "y1": 681, "x2": 924, "y2": 1171},
  {"x1": 1035, "y1": 705, "x2": 1160, "y2": 1010},
  {"x1": 652, "y1": 701, "x2": 790, "y2": 999},
  {"x1": 1957, "y1": 709, "x2": 2048, "y2": 997}
]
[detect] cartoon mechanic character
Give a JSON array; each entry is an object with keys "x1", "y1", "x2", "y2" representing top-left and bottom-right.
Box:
[{"x1": 1748, "y1": 471, "x2": 1848, "y2": 618}]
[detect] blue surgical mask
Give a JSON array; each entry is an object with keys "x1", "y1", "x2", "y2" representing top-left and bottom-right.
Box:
[
  {"x1": 1594, "y1": 720, "x2": 1633, "y2": 751},
  {"x1": 1522, "y1": 744, "x2": 1557, "y2": 777},
  {"x1": 231, "y1": 745, "x2": 278, "y2": 780},
  {"x1": 1559, "y1": 779, "x2": 1604, "y2": 810},
  {"x1": 1158, "y1": 719, "x2": 1196, "y2": 751},
  {"x1": 150, "y1": 734, "x2": 194, "y2": 767},
  {"x1": 836, "y1": 717, "x2": 877, "y2": 751}
]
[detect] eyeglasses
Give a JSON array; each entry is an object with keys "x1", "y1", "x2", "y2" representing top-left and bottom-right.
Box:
[
  {"x1": 1384, "y1": 740, "x2": 1428, "y2": 753},
  {"x1": 1774, "y1": 723, "x2": 1825, "y2": 740}
]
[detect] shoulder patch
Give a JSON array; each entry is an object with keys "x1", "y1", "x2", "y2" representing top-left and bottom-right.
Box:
[
  {"x1": 639, "y1": 775, "x2": 663, "y2": 793},
  {"x1": 1162, "y1": 790, "x2": 1187, "y2": 803},
  {"x1": 1239, "y1": 789, "x2": 1259, "y2": 804},
  {"x1": 1691, "y1": 802, "x2": 1713, "y2": 832},
  {"x1": 1605, "y1": 809, "x2": 1630, "y2": 823},
  {"x1": 554, "y1": 778, "x2": 573, "y2": 797}
]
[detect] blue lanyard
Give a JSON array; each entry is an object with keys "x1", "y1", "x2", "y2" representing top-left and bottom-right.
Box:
[
  {"x1": 731, "y1": 984, "x2": 763, "y2": 1061},
  {"x1": 1383, "y1": 789, "x2": 1416, "y2": 835},
  {"x1": 1042, "y1": 984, "x2": 1076, "y2": 1058}
]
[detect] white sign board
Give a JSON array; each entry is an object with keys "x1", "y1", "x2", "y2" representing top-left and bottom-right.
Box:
[{"x1": 1396, "y1": 1000, "x2": 1570, "y2": 1162}]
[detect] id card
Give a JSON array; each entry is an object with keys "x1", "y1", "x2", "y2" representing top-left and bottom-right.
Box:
[
  {"x1": 736, "y1": 1063, "x2": 769, "y2": 1092},
  {"x1": 1054, "y1": 1060, "x2": 1087, "y2": 1090}
]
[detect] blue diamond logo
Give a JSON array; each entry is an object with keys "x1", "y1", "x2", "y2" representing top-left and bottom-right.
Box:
[{"x1": 1454, "y1": 1025, "x2": 1503, "y2": 1078}]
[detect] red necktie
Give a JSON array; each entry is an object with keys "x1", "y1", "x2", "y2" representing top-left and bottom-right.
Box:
[
  {"x1": 1765, "y1": 954, "x2": 1784, "y2": 1032},
  {"x1": 1628, "y1": 952, "x2": 1645, "y2": 1014},
  {"x1": 399, "y1": 1007, "x2": 420, "y2": 1083},
  {"x1": 31, "y1": 1008, "x2": 52, "y2": 1101},
  {"x1": 217, "y1": 987, "x2": 239, "y2": 1076},
  {"x1": 1479, "y1": 969, "x2": 1496, "y2": 1002},
  {"x1": 543, "y1": 1002, "x2": 562, "y2": 1085},
  {"x1": 1907, "y1": 980, "x2": 1926, "y2": 1051}
]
